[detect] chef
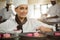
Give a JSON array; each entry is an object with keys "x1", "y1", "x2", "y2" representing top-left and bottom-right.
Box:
[
  {"x1": 0, "y1": 0, "x2": 16, "y2": 22},
  {"x1": 47, "y1": 0, "x2": 60, "y2": 18}
]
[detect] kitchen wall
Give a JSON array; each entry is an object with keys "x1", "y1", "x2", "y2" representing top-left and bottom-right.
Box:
[
  {"x1": 28, "y1": 0, "x2": 51, "y2": 5},
  {"x1": 0, "y1": 0, "x2": 6, "y2": 10}
]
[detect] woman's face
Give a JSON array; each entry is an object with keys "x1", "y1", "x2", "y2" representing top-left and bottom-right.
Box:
[{"x1": 15, "y1": 4, "x2": 28, "y2": 18}]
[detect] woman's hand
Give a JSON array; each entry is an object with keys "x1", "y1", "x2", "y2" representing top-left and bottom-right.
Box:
[{"x1": 37, "y1": 26, "x2": 53, "y2": 32}]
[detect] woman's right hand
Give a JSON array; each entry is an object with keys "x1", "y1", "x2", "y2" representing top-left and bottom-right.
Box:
[{"x1": 36, "y1": 26, "x2": 52, "y2": 33}]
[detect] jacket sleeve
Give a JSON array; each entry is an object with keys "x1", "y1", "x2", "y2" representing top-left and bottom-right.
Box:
[{"x1": 32, "y1": 19, "x2": 56, "y2": 31}]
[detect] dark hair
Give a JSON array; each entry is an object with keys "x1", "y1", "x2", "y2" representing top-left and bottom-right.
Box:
[{"x1": 15, "y1": 7, "x2": 18, "y2": 9}]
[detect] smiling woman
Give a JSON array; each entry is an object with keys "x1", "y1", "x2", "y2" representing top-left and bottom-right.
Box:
[{"x1": 15, "y1": 5, "x2": 28, "y2": 18}]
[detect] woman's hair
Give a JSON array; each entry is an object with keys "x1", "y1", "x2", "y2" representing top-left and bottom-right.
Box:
[
  {"x1": 15, "y1": 7, "x2": 18, "y2": 9},
  {"x1": 15, "y1": 5, "x2": 20, "y2": 9}
]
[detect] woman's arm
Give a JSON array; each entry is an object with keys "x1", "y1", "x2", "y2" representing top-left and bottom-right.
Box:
[{"x1": 37, "y1": 26, "x2": 53, "y2": 32}]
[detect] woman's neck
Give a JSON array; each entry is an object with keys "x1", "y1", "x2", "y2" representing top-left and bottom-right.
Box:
[{"x1": 18, "y1": 16, "x2": 25, "y2": 23}]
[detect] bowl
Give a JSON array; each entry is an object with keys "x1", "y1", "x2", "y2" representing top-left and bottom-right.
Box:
[
  {"x1": 0, "y1": 33, "x2": 19, "y2": 40},
  {"x1": 19, "y1": 32, "x2": 47, "y2": 40}
]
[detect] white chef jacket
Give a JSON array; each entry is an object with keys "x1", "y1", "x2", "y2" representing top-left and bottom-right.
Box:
[
  {"x1": 47, "y1": 3, "x2": 60, "y2": 17},
  {"x1": 0, "y1": 5, "x2": 15, "y2": 20},
  {"x1": 0, "y1": 16, "x2": 56, "y2": 33}
]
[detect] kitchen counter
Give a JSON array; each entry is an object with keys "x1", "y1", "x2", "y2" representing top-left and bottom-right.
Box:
[{"x1": 0, "y1": 32, "x2": 60, "y2": 40}]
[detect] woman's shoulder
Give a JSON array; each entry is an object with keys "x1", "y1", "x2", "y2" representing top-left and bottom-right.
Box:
[{"x1": 0, "y1": 16, "x2": 18, "y2": 26}]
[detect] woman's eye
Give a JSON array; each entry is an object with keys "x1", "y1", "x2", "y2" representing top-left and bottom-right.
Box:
[
  {"x1": 20, "y1": 7, "x2": 28, "y2": 10},
  {"x1": 26, "y1": 8, "x2": 28, "y2": 10},
  {"x1": 20, "y1": 7, "x2": 24, "y2": 10}
]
